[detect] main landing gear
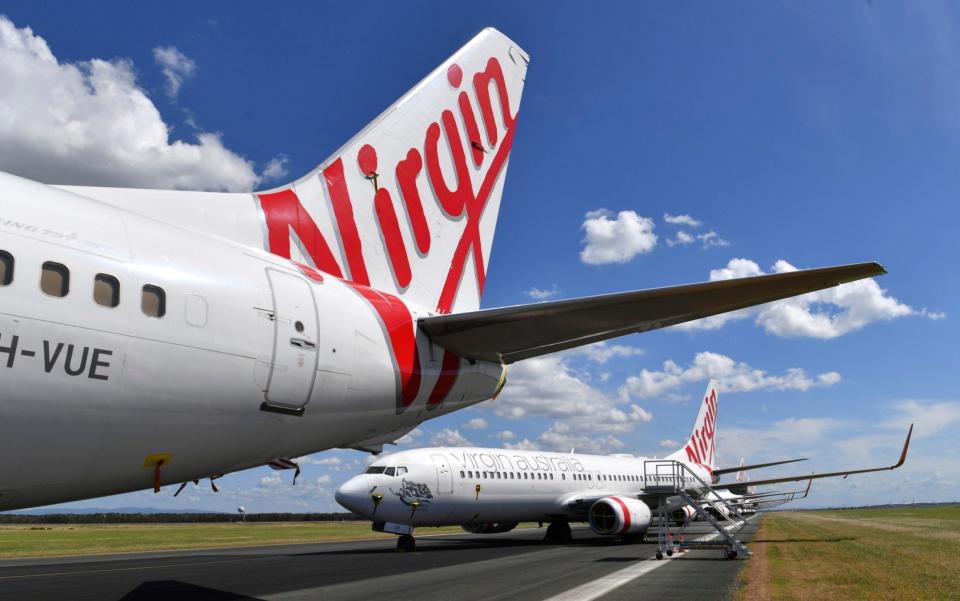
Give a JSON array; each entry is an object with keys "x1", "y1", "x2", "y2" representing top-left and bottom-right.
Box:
[
  {"x1": 544, "y1": 521, "x2": 573, "y2": 544},
  {"x1": 397, "y1": 534, "x2": 416, "y2": 552}
]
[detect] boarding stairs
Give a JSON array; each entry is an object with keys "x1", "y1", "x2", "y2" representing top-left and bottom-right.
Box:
[{"x1": 644, "y1": 460, "x2": 751, "y2": 560}]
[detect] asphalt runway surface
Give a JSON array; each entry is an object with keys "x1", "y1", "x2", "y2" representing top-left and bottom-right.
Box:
[{"x1": 0, "y1": 517, "x2": 759, "y2": 601}]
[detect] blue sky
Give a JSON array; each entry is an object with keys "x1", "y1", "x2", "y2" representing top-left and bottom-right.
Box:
[{"x1": 1, "y1": 2, "x2": 957, "y2": 511}]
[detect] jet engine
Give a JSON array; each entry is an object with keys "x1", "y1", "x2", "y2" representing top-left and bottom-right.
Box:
[
  {"x1": 588, "y1": 496, "x2": 651, "y2": 535},
  {"x1": 461, "y1": 522, "x2": 519, "y2": 534}
]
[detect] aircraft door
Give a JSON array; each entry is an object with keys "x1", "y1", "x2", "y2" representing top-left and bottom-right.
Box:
[
  {"x1": 432, "y1": 454, "x2": 453, "y2": 494},
  {"x1": 262, "y1": 269, "x2": 319, "y2": 415}
]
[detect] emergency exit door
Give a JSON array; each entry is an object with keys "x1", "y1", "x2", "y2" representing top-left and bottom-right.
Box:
[
  {"x1": 261, "y1": 269, "x2": 319, "y2": 416},
  {"x1": 432, "y1": 454, "x2": 453, "y2": 494}
]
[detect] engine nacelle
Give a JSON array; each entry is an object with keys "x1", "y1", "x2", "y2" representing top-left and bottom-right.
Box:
[
  {"x1": 588, "y1": 496, "x2": 652, "y2": 536},
  {"x1": 461, "y1": 521, "x2": 519, "y2": 534}
]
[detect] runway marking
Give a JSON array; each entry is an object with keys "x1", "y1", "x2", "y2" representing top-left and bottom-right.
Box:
[{"x1": 541, "y1": 518, "x2": 753, "y2": 601}]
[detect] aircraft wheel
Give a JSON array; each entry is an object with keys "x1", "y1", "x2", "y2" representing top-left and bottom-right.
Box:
[
  {"x1": 397, "y1": 535, "x2": 416, "y2": 552},
  {"x1": 667, "y1": 549, "x2": 674, "y2": 557},
  {"x1": 727, "y1": 550, "x2": 738, "y2": 560},
  {"x1": 656, "y1": 551, "x2": 663, "y2": 560},
  {"x1": 544, "y1": 521, "x2": 573, "y2": 544}
]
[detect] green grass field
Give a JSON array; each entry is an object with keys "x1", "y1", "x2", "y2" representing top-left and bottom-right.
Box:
[
  {"x1": 0, "y1": 522, "x2": 474, "y2": 558},
  {"x1": 735, "y1": 506, "x2": 960, "y2": 601}
]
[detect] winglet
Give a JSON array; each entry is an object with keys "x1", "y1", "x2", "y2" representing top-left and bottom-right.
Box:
[{"x1": 892, "y1": 423, "x2": 913, "y2": 469}]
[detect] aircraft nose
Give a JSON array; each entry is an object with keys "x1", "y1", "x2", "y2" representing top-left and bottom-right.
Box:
[{"x1": 335, "y1": 477, "x2": 375, "y2": 516}]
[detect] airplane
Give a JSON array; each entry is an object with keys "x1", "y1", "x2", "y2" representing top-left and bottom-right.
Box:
[
  {"x1": 335, "y1": 381, "x2": 912, "y2": 551},
  {"x1": 0, "y1": 27, "x2": 888, "y2": 513}
]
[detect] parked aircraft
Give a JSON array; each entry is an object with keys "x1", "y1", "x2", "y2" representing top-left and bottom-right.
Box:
[
  {"x1": 0, "y1": 28, "x2": 887, "y2": 512},
  {"x1": 335, "y1": 381, "x2": 911, "y2": 551}
]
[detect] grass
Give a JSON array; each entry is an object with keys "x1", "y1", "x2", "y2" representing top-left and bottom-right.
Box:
[
  {"x1": 0, "y1": 521, "x2": 473, "y2": 558},
  {"x1": 734, "y1": 506, "x2": 960, "y2": 601}
]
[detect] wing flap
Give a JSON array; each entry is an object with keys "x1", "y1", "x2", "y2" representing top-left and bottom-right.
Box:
[{"x1": 420, "y1": 262, "x2": 886, "y2": 363}]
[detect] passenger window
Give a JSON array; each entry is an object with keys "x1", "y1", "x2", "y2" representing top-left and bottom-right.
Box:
[
  {"x1": 93, "y1": 274, "x2": 120, "y2": 308},
  {"x1": 482, "y1": 471, "x2": 488, "y2": 478},
  {"x1": 141, "y1": 284, "x2": 166, "y2": 318},
  {"x1": 40, "y1": 262, "x2": 69, "y2": 297},
  {"x1": 0, "y1": 251, "x2": 13, "y2": 285},
  {"x1": 523, "y1": 473, "x2": 528, "y2": 480},
  {"x1": 460, "y1": 471, "x2": 465, "y2": 478},
  {"x1": 562, "y1": 474, "x2": 566, "y2": 480}
]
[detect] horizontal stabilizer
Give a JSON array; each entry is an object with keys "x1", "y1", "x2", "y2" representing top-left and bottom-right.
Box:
[
  {"x1": 420, "y1": 262, "x2": 886, "y2": 363},
  {"x1": 715, "y1": 424, "x2": 912, "y2": 493},
  {"x1": 712, "y1": 457, "x2": 808, "y2": 477}
]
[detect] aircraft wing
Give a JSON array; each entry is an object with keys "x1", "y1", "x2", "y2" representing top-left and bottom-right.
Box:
[
  {"x1": 419, "y1": 262, "x2": 886, "y2": 363},
  {"x1": 712, "y1": 457, "x2": 808, "y2": 477},
  {"x1": 713, "y1": 425, "x2": 912, "y2": 494}
]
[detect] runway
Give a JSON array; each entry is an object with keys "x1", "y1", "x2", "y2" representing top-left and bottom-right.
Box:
[{"x1": 0, "y1": 518, "x2": 758, "y2": 601}]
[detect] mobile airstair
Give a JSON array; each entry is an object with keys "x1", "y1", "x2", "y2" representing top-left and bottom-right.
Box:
[{"x1": 644, "y1": 460, "x2": 752, "y2": 560}]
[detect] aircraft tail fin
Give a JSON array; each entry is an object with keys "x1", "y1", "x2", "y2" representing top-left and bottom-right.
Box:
[
  {"x1": 667, "y1": 380, "x2": 719, "y2": 468},
  {"x1": 736, "y1": 458, "x2": 746, "y2": 483},
  {"x1": 257, "y1": 28, "x2": 528, "y2": 314}
]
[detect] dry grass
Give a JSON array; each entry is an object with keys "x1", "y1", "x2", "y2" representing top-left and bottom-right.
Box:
[
  {"x1": 0, "y1": 521, "x2": 472, "y2": 558},
  {"x1": 734, "y1": 506, "x2": 960, "y2": 601}
]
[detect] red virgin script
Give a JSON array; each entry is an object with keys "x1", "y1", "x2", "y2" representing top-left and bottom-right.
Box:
[
  {"x1": 257, "y1": 58, "x2": 517, "y2": 411},
  {"x1": 257, "y1": 57, "x2": 516, "y2": 314},
  {"x1": 684, "y1": 388, "x2": 718, "y2": 466}
]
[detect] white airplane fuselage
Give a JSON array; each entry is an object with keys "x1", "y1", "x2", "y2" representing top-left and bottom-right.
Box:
[
  {"x1": 0, "y1": 172, "x2": 504, "y2": 510},
  {"x1": 335, "y1": 446, "x2": 712, "y2": 528}
]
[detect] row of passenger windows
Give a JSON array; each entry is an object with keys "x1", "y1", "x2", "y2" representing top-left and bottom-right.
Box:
[
  {"x1": 0, "y1": 251, "x2": 167, "y2": 318},
  {"x1": 461, "y1": 470, "x2": 559, "y2": 481},
  {"x1": 456, "y1": 470, "x2": 675, "y2": 484}
]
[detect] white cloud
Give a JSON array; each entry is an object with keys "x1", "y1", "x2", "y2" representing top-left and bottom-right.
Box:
[
  {"x1": 262, "y1": 154, "x2": 290, "y2": 182},
  {"x1": 494, "y1": 430, "x2": 517, "y2": 441},
  {"x1": 504, "y1": 438, "x2": 540, "y2": 451},
  {"x1": 464, "y1": 418, "x2": 488, "y2": 430},
  {"x1": 259, "y1": 474, "x2": 282, "y2": 487},
  {"x1": 152, "y1": 46, "x2": 196, "y2": 99},
  {"x1": 295, "y1": 456, "x2": 343, "y2": 470},
  {"x1": 0, "y1": 16, "x2": 260, "y2": 191},
  {"x1": 663, "y1": 213, "x2": 702, "y2": 227},
  {"x1": 696, "y1": 230, "x2": 730, "y2": 248},
  {"x1": 675, "y1": 258, "x2": 928, "y2": 338},
  {"x1": 395, "y1": 427, "x2": 423, "y2": 445},
  {"x1": 666, "y1": 230, "x2": 695, "y2": 247},
  {"x1": 527, "y1": 285, "x2": 559, "y2": 300},
  {"x1": 659, "y1": 439, "x2": 680, "y2": 449},
  {"x1": 493, "y1": 354, "x2": 652, "y2": 454},
  {"x1": 620, "y1": 351, "x2": 842, "y2": 400},
  {"x1": 881, "y1": 400, "x2": 960, "y2": 438},
  {"x1": 430, "y1": 429, "x2": 473, "y2": 447},
  {"x1": 580, "y1": 209, "x2": 657, "y2": 265},
  {"x1": 577, "y1": 341, "x2": 644, "y2": 364}
]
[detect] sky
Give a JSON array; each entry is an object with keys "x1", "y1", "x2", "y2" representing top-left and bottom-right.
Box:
[{"x1": 1, "y1": 1, "x2": 957, "y2": 512}]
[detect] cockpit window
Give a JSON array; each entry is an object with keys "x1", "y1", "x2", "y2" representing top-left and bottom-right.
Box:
[
  {"x1": 397, "y1": 466, "x2": 408, "y2": 476},
  {"x1": 384, "y1": 467, "x2": 396, "y2": 476},
  {"x1": 365, "y1": 466, "x2": 386, "y2": 474}
]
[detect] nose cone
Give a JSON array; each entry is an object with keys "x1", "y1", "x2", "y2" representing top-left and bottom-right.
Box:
[{"x1": 335, "y1": 477, "x2": 373, "y2": 517}]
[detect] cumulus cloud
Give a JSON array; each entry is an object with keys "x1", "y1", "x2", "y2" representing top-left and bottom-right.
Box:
[
  {"x1": 464, "y1": 418, "x2": 488, "y2": 430},
  {"x1": 659, "y1": 439, "x2": 680, "y2": 449},
  {"x1": 666, "y1": 230, "x2": 695, "y2": 247},
  {"x1": 493, "y1": 354, "x2": 652, "y2": 454},
  {"x1": 696, "y1": 230, "x2": 730, "y2": 248},
  {"x1": 0, "y1": 16, "x2": 261, "y2": 191},
  {"x1": 526, "y1": 285, "x2": 559, "y2": 300},
  {"x1": 262, "y1": 155, "x2": 290, "y2": 182},
  {"x1": 430, "y1": 429, "x2": 473, "y2": 447},
  {"x1": 153, "y1": 46, "x2": 196, "y2": 98},
  {"x1": 494, "y1": 430, "x2": 517, "y2": 441},
  {"x1": 504, "y1": 438, "x2": 540, "y2": 451},
  {"x1": 675, "y1": 258, "x2": 928, "y2": 338},
  {"x1": 577, "y1": 341, "x2": 644, "y2": 364},
  {"x1": 621, "y1": 351, "x2": 842, "y2": 400},
  {"x1": 580, "y1": 209, "x2": 657, "y2": 265},
  {"x1": 664, "y1": 213, "x2": 702, "y2": 227}
]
